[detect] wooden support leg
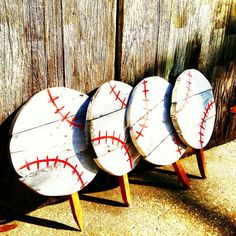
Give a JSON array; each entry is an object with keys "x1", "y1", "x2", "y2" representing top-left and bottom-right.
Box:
[
  {"x1": 118, "y1": 174, "x2": 132, "y2": 206},
  {"x1": 172, "y1": 160, "x2": 190, "y2": 189},
  {"x1": 196, "y1": 148, "x2": 207, "y2": 178},
  {"x1": 68, "y1": 192, "x2": 84, "y2": 231}
]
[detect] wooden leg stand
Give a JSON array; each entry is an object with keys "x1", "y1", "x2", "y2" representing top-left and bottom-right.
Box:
[
  {"x1": 196, "y1": 148, "x2": 207, "y2": 178},
  {"x1": 68, "y1": 192, "x2": 84, "y2": 231},
  {"x1": 118, "y1": 174, "x2": 132, "y2": 206},
  {"x1": 172, "y1": 160, "x2": 190, "y2": 189}
]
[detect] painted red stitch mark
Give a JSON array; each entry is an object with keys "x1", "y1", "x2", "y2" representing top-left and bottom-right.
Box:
[
  {"x1": 134, "y1": 80, "x2": 150, "y2": 140},
  {"x1": 177, "y1": 71, "x2": 192, "y2": 113},
  {"x1": 135, "y1": 115, "x2": 149, "y2": 140},
  {"x1": 91, "y1": 130, "x2": 133, "y2": 169},
  {"x1": 18, "y1": 155, "x2": 87, "y2": 189},
  {"x1": 47, "y1": 89, "x2": 84, "y2": 130},
  {"x1": 142, "y1": 80, "x2": 149, "y2": 100},
  {"x1": 187, "y1": 71, "x2": 192, "y2": 78},
  {"x1": 199, "y1": 100, "x2": 215, "y2": 148},
  {"x1": 173, "y1": 135, "x2": 183, "y2": 155},
  {"x1": 109, "y1": 82, "x2": 127, "y2": 109}
]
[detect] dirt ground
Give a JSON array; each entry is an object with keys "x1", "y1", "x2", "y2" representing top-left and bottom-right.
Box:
[{"x1": 0, "y1": 140, "x2": 236, "y2": 236}]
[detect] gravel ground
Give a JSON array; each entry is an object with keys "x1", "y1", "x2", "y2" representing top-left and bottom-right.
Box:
[{"x1": 1, "y1": 140, "x2": 236, "y2": 236}]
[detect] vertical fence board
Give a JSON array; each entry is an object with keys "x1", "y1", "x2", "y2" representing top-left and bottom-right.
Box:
[
  {"x1": 0, "y1": 0, "x2": 31, "y2": 123},
  {"x1": 117, "y1": 0, "x2": 159, "y2": 84},
  {"x1": 44, "y1": 0, "x2": 65, "y2": 87},
  {"x1": 118, "y1": 0, "x2": 236, "y2": 147},
  {"x1": 62, "y1": 0, "x2": 117, "y2": 93}
]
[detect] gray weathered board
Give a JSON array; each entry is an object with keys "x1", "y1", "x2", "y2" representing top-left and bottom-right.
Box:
[
  {"x1": 127, "y1": 76, "x2": 186, "y2": 165},
  {"x1": 10, "y1": 87, "x2": 98, "y2": 196},
  {"x1": 171, "y1": 69, "x2": 216, "y2": 149},
  {"x1": 86, "y1": 81, "x2": 141, "y2": 176}
]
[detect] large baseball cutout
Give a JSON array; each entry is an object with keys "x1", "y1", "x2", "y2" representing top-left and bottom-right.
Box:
[
  {"x1": 86, "y1": 81, "x2": 141, "y2": 176},
  {"x1": 171, "y1": 69, "x2": 216, "y2": 149},
  {"x1": 10, "y1": 87, "x2": 98, "y2": 196},
  {"x1": 127, "y1": 76, "x2": 186, "y2": 165}
]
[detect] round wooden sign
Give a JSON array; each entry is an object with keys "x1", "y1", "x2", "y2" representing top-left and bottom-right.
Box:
[
  {"x1": 86, "y1": 81, "x2": 141, "y2": 176},
  {"x1": 127, "y1": 76, "x2": 186, "y2": 165},
  {"x1": 10, "y1": 87, "x2": 98, "y2": 196},
  {"x1": 171, "y1": 69, "x2": 216, "y2": 149}
]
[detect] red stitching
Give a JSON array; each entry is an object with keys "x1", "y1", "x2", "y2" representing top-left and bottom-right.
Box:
[
  {"x1": 199, "y1": 100, "x2": 215, "y2": 148},
  {"x1": 187, "y1": 71, "x2": 192, "y2": 78},
  {"x1": 109, "y1": 82, "x2": 127, "y2": 109},
  {"x1": 173, "y1": 135, "x2": 183, "y2": 155},
  {"x1": 18, "y1": 155, "x2": 87, "y2": 189},
  {"x1": 91, "y1": 130, "x2": 133, "y2": 169},
  {"x1": 47, "y1": 89, "x2": 84, "y2": 130},
  {"x1": 177, "y1": 71, "x2": 192, "y2": 113},
  {"x1": 135, "y1": 116, "x2": 149, "y2": 140},
  {"x1": 134, "y1": 80, "x2": 150, "y2": 140},
  {"x1": 142, "y1": 80, "x2": 149, "y2": 100}
]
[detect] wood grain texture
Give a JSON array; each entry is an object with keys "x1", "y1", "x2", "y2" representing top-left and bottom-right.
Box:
[
  {"x1": 0, "y1": 0, "x2": 116, "y2": 124},
  {"x1": 116, "y1": 0, "x2": 159, "y2": 83},
  {"x1": 0, "y1": 0, "x2": 64, "y2": 124},
  {"x1": 118, "y1": 0, "x2": 236, "y2": 147},
  {"x1": 62, "y1": 0, "x2": 117, "y2": 92}
]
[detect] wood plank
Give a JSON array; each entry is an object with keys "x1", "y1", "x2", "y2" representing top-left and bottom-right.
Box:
[
  {"x1": 195, "y1": 148, "x2": 208, "y2": 178},
  {"x1": 44, "y1": 0, "x2": 65, "y2": 87},
  {"x1": 118, "y1": 174, "x2": 131, "y2": 206},
  {"x1": 172, "y1": 160, "x2": 190, "y2": 189},
  {"x1": 117, "y1": 0, "x2": 159, "y2": 84},
  {"x1": 61, "y1": 0, "x2": 117, "y2": 93},
  {"x1": 69, "y1": 192, "x2": 84, "y2": 231}
]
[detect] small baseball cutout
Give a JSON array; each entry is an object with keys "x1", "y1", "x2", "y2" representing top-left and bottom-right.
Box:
[
  {"x1": 86, "y1": 81, "x2": 141, "y2": 176},
  {"x1": 10, "y1": 87, "x2": 98, "y2": 196},
  {"x1": 127, "y1": 76, "x2": 186, "y2": 165},
  {"x1": 171, "y1": 69, "x2": 216, "y2": 149}
]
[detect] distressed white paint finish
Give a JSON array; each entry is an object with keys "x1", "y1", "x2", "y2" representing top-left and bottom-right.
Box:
[
  {"x1": 86, "y1": 81, "x2": 141, "y2": 176},
  {"x1": 171, "y1": 69, "x2": 216, "y2": 149},
  {"x1": 127, "y1": 76, "x2": 186, "y2": 165},
  {"x1": 10, "y1": 87, "x2": 98, "y2": 196}
]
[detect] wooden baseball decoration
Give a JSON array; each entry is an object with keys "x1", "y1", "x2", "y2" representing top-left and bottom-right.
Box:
[
  {"x1": 10, "y1": 87, "x2": 98, "y2": 196},
  {"x1": 127, "y1": 76, "x2": 186, "y2": 165},
  {"x1": 171, "y1": 69, "x2": 216, "y2": 149},
  {"x1": 86, "y1": 81, "x2": 141, "y2": 176}
]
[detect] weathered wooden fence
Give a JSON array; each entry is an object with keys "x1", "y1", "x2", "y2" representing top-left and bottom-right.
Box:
[{"x1": 0, "y1": 0, "x2": 235, "y2": 147}]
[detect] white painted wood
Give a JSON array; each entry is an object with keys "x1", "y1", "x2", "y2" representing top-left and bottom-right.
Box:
[
  {"x1": 86, "y1": 81, "x2": 141, "y2": 176},
  {"x1": 171, "y1": 69, "x2": 216, "y2": 149},
  {"x1": 10, "y1": 87, "x2": 98, "y2": 196},
  {"x1": 127, "y1": 76, "x2": 186, "y2": 165}
]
